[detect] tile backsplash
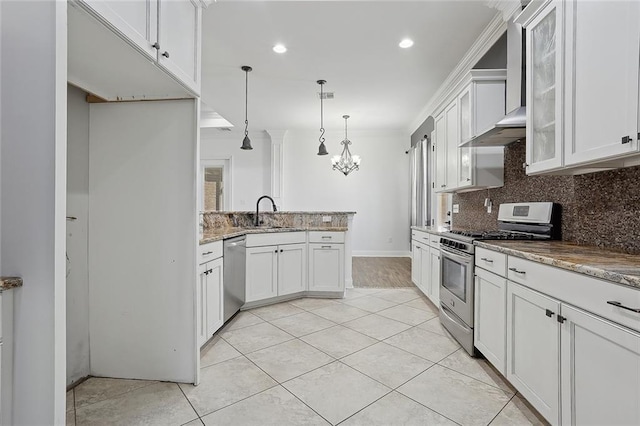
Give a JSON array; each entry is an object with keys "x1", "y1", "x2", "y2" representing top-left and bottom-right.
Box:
[{"x1": 453, "y1": 140, "x2": 640, "y2": 254}]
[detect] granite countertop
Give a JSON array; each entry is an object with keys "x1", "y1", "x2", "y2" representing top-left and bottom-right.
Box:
[
  {"x1": 203, "y1": 211, "x2": 357, "y2": 215},
  {"x1": 201, "y1": 226, "x2": 349, "y2": 245},
  {"x1": 0, "y1": 276, "x2": 23, "y2": 291},
  {"x1": 475, "y1": 240, "x2": 640, "y2": 289},
  {"x1": 411, "y1": 226, "x2": 443, "y2": 235}
]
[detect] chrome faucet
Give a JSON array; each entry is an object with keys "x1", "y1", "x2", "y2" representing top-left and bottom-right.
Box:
[{"x1": 255, "y1": 195, "x2": 278, "y2": 226}]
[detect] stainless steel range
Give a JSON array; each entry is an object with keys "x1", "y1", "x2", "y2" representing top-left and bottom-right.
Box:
[{"x1": 438, "y1": 202, "x2": 559, "y2": 355}]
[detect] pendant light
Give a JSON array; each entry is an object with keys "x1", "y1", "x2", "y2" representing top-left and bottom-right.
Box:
[
  {"x1": 317, "y1": 80, "x2": 328, "y2": 155},
  {"x1": 331, "y1": 115, "x2": 361, "y2": 176},
  {"x1": 241, "y1": 65, "x2": 253, "y2": 150}
]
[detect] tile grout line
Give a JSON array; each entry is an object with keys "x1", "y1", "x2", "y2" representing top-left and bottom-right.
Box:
[
  {"x1": 435, "y1": 359, "x2": 516, "y2": 394},
  {"x1": 484, "y1": 392, "x2": 516, "y2": 426},
  {"x1": 177, "y1": 383, "x2": 205, "y2": 426},
  {"x1": 394, "y1": 387, "x2": 464, "y2": 426}
]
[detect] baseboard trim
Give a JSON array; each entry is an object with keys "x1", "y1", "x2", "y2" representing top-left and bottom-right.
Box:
[{"x1": 352, "y1": 251, "x2": 411, "y2": 258}]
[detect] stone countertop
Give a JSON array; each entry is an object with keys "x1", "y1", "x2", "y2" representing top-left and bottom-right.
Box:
[
  {"x1": 475, "y1": 240, "x2": 640, "y2": 289},
  {"x1": 411, "y1": 226, "x2": 443, "y2": 235},
  {"x1": 201, "y1": 226, "x2": 349, "y2": 245},
  {"x1": 203, "y1": 211, "x2": 356, "y2": 215},
  {"x1": 0, "y1": 276, "x2": 23, "y2": 291}
]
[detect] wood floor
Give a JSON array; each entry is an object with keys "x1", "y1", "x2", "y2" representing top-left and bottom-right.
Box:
[{"x1": 352, "y1": 257, "x2": 414, "y2": 288}]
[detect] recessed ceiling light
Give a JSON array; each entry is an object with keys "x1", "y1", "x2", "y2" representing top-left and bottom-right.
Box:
[
  {"x1": 399, "y1": 38, "x2": 414, "y2": 49},
  {"x1": 273, "y1": 44, "x2": 287, "y2": 54}
]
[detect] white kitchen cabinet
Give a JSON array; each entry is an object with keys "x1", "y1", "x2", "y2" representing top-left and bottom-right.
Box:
[
  {"x1": 157, "y1": 0, "x2": 201, "y2": 94},
  {"x1": 309, "y1": 243, "x2": 344, "y2": 293},
  {"x1": 246, "y1": 246, "x2": 278, "y2": 302},
  {"x1": 445, "y1": 100, "x2": 459, "y2": 192},
  {"x1": 246, "y1": 242, "x2": 308, "y2": 302},
  {"x1": 457, "y1": 71, "x2": 507, "y2": 190},
  {"x1": 560, "y1": 304, "x2": 640, "y2": 426},
  {"x1": 434, "y1": 71, "x2": 505, "y2": 193},
  {"x1": 474, "y1": 268, "x2": 507, "y2": 375},
  {"x1": 277, "y1": 243, "x2": 307, "y2": 297},
  {"x1": 524, "y1": 0, "x2": 564, "y2": 175},
  {"x1": 411, "y1": 241, "x2": 422, "y2": 288},
  {"x1": 563, "y1": 0, "x2": 640, "y2": 167},
  {"x1": 434, "y1": 112, "x2": 448, "y2": 191},
  {"x1": 77, "y1": 0, "x2": 158, "y2": 59},
  {"x1": 419, "y1": 244, "x2": 431, "y2": 297},
  {"x1": 427, "y1": 247, "x2": 440, "y2": 306},
  {"x1": 205, "y1": 258, "x2": 223, "y2": 340},
  {"x1": 507, "y1": 281, "x2": 560, "y2": 425},
  {"x1": 518, "y1": 0, "x2": 640, "y2": 175},
  {"x1": 73, "y1": 0, "x2": 202, "y2": 97}
]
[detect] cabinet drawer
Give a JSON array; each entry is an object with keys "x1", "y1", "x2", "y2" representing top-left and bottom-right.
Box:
[
  {"x1": 247, "y1": 231, "x2": 306, "y2": 247},
  {"x1": 476, "y1": 247, "x2": 507, "y2": 277},
  {"x1": 199, "y1": 241, "x2": 223, "y2": 264},
  {"x1": 411, "y1": 230, "x2": 431, "y2": 246},
  {"x1": 507, "y1": 256, "x2": 640, "y2": 332},
  {"x1": 308, "y1": 231, "x2": 345, "y2": 244},
  {"x1": 429, "y1": 233, "x2": 441, "y2": 248}
]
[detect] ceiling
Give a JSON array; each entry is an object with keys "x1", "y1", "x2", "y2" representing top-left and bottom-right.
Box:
[{"x1": 200, "y1": 1, "x2": 499, "y2": 133}]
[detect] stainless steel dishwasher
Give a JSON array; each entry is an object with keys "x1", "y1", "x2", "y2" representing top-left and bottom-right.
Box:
[{"x1": 223, "y1": 236, "x2": 246, "y2": 322}]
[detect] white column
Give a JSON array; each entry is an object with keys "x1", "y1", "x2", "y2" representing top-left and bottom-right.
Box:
[
  {"x1": 1, "y1": 1, "x2": 68, "y2": 424},
  {"x1": 266, "y1": 130, "x2": 287, "y2": 209}
]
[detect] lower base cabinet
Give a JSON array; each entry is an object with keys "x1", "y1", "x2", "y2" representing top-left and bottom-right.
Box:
[
  {"x1": 246, "y1": 243, "x2": 307, "y2": 302},
  {"x1": 428, "y1": 247, "x2": 440, "y2": 306},
  {"x1": 308, "y1": 243, "x2": 344, "y2": 292},
  {"x1": 560, "y1": 305, "x2": 640, "y2": 426},
  {"x1": 411, "y1": 238, "x2": 440, "y2": 306},
  {"x1": 507, "y1": 281, "x2": 561, "y2": 425},
  {"x1": 197, "y1": 257, "x2": 223, "y2": 347},
  {"x1": 474, "y1": 268, "x2": 506, "y2": 375}
]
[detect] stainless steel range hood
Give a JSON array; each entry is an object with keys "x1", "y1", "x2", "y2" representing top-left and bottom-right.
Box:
[
  {"x1": 460, "y1": 106, "x2": 526, "y2": 147},
  {"x1": 460, "y1": 19, "x2": 526, "y2": 148}
]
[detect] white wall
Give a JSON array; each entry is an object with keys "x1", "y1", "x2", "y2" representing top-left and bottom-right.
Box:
[
  {"x1": 88, "y1": 100, "x2": 197, "y2": 383},
  {"x1": 1, "y1": 1, "x2": 67, "y2": 424},
  {"x1": 283, "y1": 130, "x2": 411, "y2": 256},
  {"x1": 66, "y1": 85, "x2": 90, "y2": 386},
  {"x1": 200, "y1": 128, "x2": 270, "y2": 210}
]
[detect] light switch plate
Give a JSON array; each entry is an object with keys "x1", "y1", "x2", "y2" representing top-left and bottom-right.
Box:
[
  {"x1": 322, "y1": 215, "x2": 332, "y2": 222},
  {"x1": 452, "y1": 204, "x2": 460, "y2": 213}
]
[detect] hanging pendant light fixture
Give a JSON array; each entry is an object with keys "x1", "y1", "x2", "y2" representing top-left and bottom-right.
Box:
[
  {"x1": 240, "y1": 65, "x2": 253, "y2": 150},
  {"x1": 332, "y1": 115, "x2": 361, "y2": 176},
  {"x1": 317, "y1": 80, "x2": 328, "y2": 155}
]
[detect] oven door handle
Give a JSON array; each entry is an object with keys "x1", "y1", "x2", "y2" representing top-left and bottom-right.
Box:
[
  {"x1": 440, "y1": 303, "x2": 470, "y2": 330},
  {"x1": 440, "y1": 246, "x2": 472, "y2": 265}
]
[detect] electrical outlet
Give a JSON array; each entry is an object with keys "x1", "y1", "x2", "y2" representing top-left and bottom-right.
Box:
[
  {"x1": 453, "y1": 204, "x2": 460, "y2": 213},
  {"x1": 322, "y1": 216, "x2": 332, "y2": 222}
]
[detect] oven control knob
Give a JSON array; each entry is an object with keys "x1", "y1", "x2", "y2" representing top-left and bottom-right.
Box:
[{"x1": 459, "y1": 243, "x2": 466, "y2": 251}]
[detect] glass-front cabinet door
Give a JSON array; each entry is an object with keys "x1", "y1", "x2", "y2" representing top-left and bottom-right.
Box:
[
  {"x1": 457, "y1": 87, "x2": 473, "y2": 188},
  {"x1": 525, "y1": 0, "x2": 564, "y2": 174}
]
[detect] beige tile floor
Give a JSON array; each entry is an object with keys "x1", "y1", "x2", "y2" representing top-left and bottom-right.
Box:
[{"x1": 66, "y1": 287, "x2": 548, "y2": 426}]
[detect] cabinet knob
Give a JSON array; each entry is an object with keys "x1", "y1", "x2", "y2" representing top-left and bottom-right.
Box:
[
  {"x1": 466, "y1": 178, "x2": 471, "y2": 181},
  {"x1": 152, "y1": 42, "x2": 160, "y2": 50},
  {"x1": 441, "y1": 184, "x2": 446, "y2": 188},
  {"x1": 162, "y1": 51, "x2": 170, "y2": 58},
  {"x1": 274, "y1": 250, "x2": 278, "y2": 253},
  {"x1": 280, "y1": 249, "x2": 283, "y2": 253},
  {"x1": 545, "y1": 309, "x2": 554, "y2": 318},
  {"x1": 207, "y1": 269, "x2": 213, "y2": 274}
]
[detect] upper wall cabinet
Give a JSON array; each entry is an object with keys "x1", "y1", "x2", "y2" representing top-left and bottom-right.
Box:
[
  {"x1": 518, "y1": 0, "x2": 640, "y2": 175},
  {"x1": 69, "y1": 0, "x2": 202, "y2": 99},
  {"x1": 434, "y1": 70, "x2": 506, "y2": 193}
]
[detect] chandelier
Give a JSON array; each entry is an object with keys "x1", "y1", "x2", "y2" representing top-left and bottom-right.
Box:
[{"x1": 331, "y1": 115, "x2": 361, "y2": 176}]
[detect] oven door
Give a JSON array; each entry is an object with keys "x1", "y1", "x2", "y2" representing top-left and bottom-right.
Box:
[{"x1": 439, "y1": 246, "x2": 474, "y2": 326}]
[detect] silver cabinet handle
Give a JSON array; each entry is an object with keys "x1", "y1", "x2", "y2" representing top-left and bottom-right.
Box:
[
  {"x1": 480, "y1": 257, "x2": 494, "y2": 263},
  {"x1": 321, "y1": 245, "x2": 332, "y2": 249},
  {"x1": 321, "y1": 236, "x2": 332, "y2": 239},
  {"x1": 508, "y1": 267, "x2": 526, "y2": 275},
  {"x1": 203, "y1": 251, "x2": 213, "y2": 255},
  {"x1": 607, "y1": 301, "x2": 640, "y2": 313},
  {"x1": 162, "y1": 51, "x2": 170, "y2": 58}
]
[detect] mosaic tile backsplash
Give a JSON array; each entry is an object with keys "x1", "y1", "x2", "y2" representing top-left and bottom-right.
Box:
[{"x1": 453, "y1": 140, "x2": 640, "y2": 254}]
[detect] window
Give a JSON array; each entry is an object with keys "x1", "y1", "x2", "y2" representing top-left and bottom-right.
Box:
[
  {"x1": 200, "y1": 159, "x2": 231, "y2": 211},
  {"x1": 204, "y1": 166, "x2": 224, "y2": 211}
]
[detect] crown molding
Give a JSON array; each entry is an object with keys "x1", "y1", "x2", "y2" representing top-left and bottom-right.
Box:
[
  {"x1": 408, "y1": 12, "x2": 508, "y2": 134},
  {"x1": 485, "y1": 0, "x2": 524, "y2": 20}
]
